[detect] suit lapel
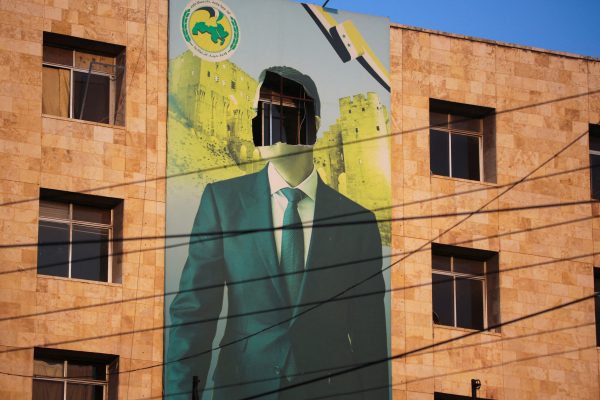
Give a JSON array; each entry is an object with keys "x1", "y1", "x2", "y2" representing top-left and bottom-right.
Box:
[
  {"x1": 305, "y1": 176, "x2": 335, "y2": 272},
  {"x1": 239, "y1": 167, "x2": 288, "y2": 304},
  {"x1": 292, "y1": 176, "x2": 336, "y2": 321}
]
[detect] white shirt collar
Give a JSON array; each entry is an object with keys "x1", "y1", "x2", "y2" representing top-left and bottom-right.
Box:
[{"x1": 267, "y1": 162, "x2": 318, "y2": 201}]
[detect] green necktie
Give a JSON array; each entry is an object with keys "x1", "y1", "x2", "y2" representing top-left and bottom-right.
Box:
[{"x1": 280, "y1": 187, "x2": 306, "y2": 305}]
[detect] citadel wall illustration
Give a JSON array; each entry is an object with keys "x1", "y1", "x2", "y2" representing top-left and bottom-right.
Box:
[{"x1": 168, "y1": 51, "x2": 391, "y2": 243}]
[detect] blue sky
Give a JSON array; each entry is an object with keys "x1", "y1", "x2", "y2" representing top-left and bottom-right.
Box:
[{"x1": 292, "y1": 0, "x2": 600, "y2": 58}]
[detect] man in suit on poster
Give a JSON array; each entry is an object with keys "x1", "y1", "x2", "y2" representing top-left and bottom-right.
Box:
[{"x1": 166, "y1": 67, "x2": 389, "y2": 400}]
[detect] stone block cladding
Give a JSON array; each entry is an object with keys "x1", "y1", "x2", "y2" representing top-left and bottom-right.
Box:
[
  {"x1": 390, "y1": 24, "x2": 600, "y2": 400},
  {"x1": 0, "y1": 0, "x2": 167, "y2": 399},
  {"x1": 1, "y1": 1, "x2": 600, "y2": 399}
]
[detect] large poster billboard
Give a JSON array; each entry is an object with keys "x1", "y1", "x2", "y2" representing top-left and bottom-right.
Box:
[{"x1": 165, "y1": 1, "x2": 391, "y2": 398}]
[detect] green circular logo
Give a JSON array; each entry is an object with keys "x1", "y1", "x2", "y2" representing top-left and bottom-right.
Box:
[{"x1": 181, "y1": 0, "x2": 240, "y2": 61}]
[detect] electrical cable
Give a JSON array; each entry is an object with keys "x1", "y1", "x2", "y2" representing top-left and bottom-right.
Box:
[
  {"x1": 0, "y1": 89, "x2": 598, "y2": 210},
  {"x1": 0, "y1": 123, "x2": 596, "y2": 366},
  {"x1": 1, "y1": 85, "x2": 599, "y2": 395},
  {"x1": 0, "y1": 203, "x2": 596, "y2": 326},
  {"x1": 240, "y1": 293, "x2": 598, "y2": 400},
  {"x1": 1, "y1": 245, "x2": 597, "y2": 375},
  {"x1": 2, "y1": 194, "x2": 596, "y2": 280}
]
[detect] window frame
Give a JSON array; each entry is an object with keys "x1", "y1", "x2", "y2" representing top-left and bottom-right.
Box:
[
  {"x1": 432, "y1": 255, "x2": 488, "y2": 330},
  {"x1": 33, "y1": 349, "x2": 117, "y2": 400},
  {"x1": 42, "y1": 32, "x2": 125, "y2": 126},
  {"x1": 589, "y1": 124, "x2": 600, "y2": 200},
  {"x1": 429, "y1": 99, "x2": 496, "y2": 183},
  {"x1": 38, "y1": 201, "x2": 113, "y2": 283},
  {"x1": 254, "y1": 71, "x2": 317, "y2": 146},
  {"x1": 42, "y1": 51, "x2": 117, "y2": 124},
  {"x1": 430, "y1": 113, "x2": 484, "y2": 182},
  {"x1": 37, "y1": 189, "x2": 123, "y2": 284},
  {"x1": 33, "y1": 360, "x2": 108, "y2": 400},
  {"x1": 594, "y1": 267, "x2": 600, "y2": 347}
]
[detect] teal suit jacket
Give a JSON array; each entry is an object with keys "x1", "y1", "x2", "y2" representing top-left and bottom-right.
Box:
[{"x1": 166, "y1": 167, "x2": 389, "y2": 399}]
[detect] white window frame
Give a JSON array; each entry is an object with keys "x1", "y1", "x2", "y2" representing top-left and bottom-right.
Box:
[
  {"x1": 42, "y1": 47, "x2": 117, "y2": 124},
  {"x1": 432, "y1": 255, "x2": 487, "y2": 330},
  {"x1": 39, "y1": 202, "x2": 113, "y2": 283},
  {"x1": 33, "y1": 359, "x2": 109, "y2": 400}
]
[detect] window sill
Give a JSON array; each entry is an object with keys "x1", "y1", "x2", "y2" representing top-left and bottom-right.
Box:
[
  {"x1": 37, "y1": 274, "x2": 122, "y2": 287},
  {"x1": 42, "y1": 114, "x2": 126, "y2": 130},
  {"x1": 433, "y1": 323, "x2": 501, "y2": 337},
  {"x1": 431, "y1": 174, "x2": 498, "y2": 187}
]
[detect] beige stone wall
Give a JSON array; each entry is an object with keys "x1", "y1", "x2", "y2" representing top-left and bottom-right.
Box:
[
  {"x1": 1, "y1": 1, "x2": 599, "y2": 399},
  {"x1": 390, "y1": 25, "x2": 600, "y2": 400},
  {"x1": 0, "y1": 0, "x2": 167, "y2": 399}
]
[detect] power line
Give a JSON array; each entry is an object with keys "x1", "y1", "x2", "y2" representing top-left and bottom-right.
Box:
[
  {"x1": 302, "y1": 344, "x2": 597, "y2": 400},
  {"x1": 210, "y1": 322, "x2": 596, "y2": 396},
  {"x1": 1, "y1": 246, "x2": 596, "y2": 379},
  {"x1": 0, "y1": 121, "x2": 595, "y2": 365},
  {"x1": 1, "y1": 196, "x2": 595, "y2": 280},
  {"x1": 0, "y1": 167, "x2": 592, "y2": 396},
  {"x1": 0, "y1": 125, "x2": 592, "y2": 365},
  {"x1": 5, "y1": 193, "x2": 597, "y2": 251},
  {"x1": 1, "y1": 89, "x2": 598, "y2": 394},
  {"x1": 1, "y1": 89, "x2": 598, "y2": 210},
  {"x1": 1, "y1": 211, "x2": 597, "y2": 325},
  {"x1": 2, "y1": 286, "x2": 596, "y2": 387},
  {"x1": 240, "y1": 293, "x2": 598, "y2": 400}
]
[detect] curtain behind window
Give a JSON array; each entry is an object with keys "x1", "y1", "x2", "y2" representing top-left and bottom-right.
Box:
[
  {"x1": 32, "y1": 380, "x2": 63, "y2": 400},
  {"x1": 42, "y1": 66, "x2": 70, "y2": 117}
]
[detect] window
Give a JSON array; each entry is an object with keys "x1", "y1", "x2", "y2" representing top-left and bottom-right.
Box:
[
  {"x1": 432, "y1": 244, "x2": 499, "y2": 331},
  {"x1": 33, "y1": 348, "x2": 118, "y2": 400},
  {"x1": 430, "y1": 99, "x2": 496, "y2": 182},
  {"x1": 589, "y1": 124, "x2": 600, "y2": 200},
  {"x1": 42, "y1": 32, "x2": 125, "y2": 125},
  {"x1": 595, "y1": 267, "x2": 600, "y2": 346},
  {"x1": 252, "y1": 70, "x2": 317, "y2": 146},
  {"x1": 37, "y1": 189, "x2": 123, "y2": 283}
]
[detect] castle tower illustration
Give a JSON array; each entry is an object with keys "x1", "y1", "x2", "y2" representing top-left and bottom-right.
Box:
[
  {"x1": 169, "y1": 51, "x2": 259, "y2": 174},
  {"x1": 315, "y1": 93, "x2": 391, "y2": 243}
]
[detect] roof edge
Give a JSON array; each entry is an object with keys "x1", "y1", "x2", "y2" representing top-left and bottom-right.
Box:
[{"x1": 390, "y1": 23, "x2": 600, "y2": 62}]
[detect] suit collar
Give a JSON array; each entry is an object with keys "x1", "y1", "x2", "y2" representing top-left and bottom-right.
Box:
[{"x1": 266, "y1": 162, "x2": 318, "y2": 201}]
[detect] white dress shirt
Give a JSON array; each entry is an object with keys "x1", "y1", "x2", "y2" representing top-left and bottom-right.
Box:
[{"x1": 267, "y1": 162, "x2": 318, "y2": 266}]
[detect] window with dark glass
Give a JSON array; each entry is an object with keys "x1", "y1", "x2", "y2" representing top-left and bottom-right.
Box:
[
  {"x1": 37, "y1": 189, "x2": 122, "y2": 283},
  {"x1": 42, "y1": 32, "x2": 125, "y2": 125},
  {"x1": 594, "y1": 267, "x2": 600, "y2": 346},
  {"x1": 589, "y1": 124, "x2": 600, "y2": 200},
  {"x1": 252, "y1": 71, "x2": 317, "y2": 146},
  {"x1": 33, "y1": 348, "x2": 118, "y2": 400},
  {"x1": 432, "y1": 244, "x2": 499, "y2": 331},
  {"x1": 430, "y1": 99, "x2": 496, "y2": 182}
]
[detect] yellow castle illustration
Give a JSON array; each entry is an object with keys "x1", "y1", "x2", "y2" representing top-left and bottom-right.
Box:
[{"x1": 168, "y1": 51, "x2": 391, "y2": 243}]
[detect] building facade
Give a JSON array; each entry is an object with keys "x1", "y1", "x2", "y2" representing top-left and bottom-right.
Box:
[
  {"x1": 0, "y1": 0, "x2": 167, "y2": 399},
  {"x1": 0, "y1": 1, "x2": 599, "y2": 399}
]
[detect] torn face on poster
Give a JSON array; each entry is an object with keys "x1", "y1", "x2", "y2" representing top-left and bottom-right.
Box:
[{"x1": 165, "y1": 1, "x2": 391, "y2": 398}]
